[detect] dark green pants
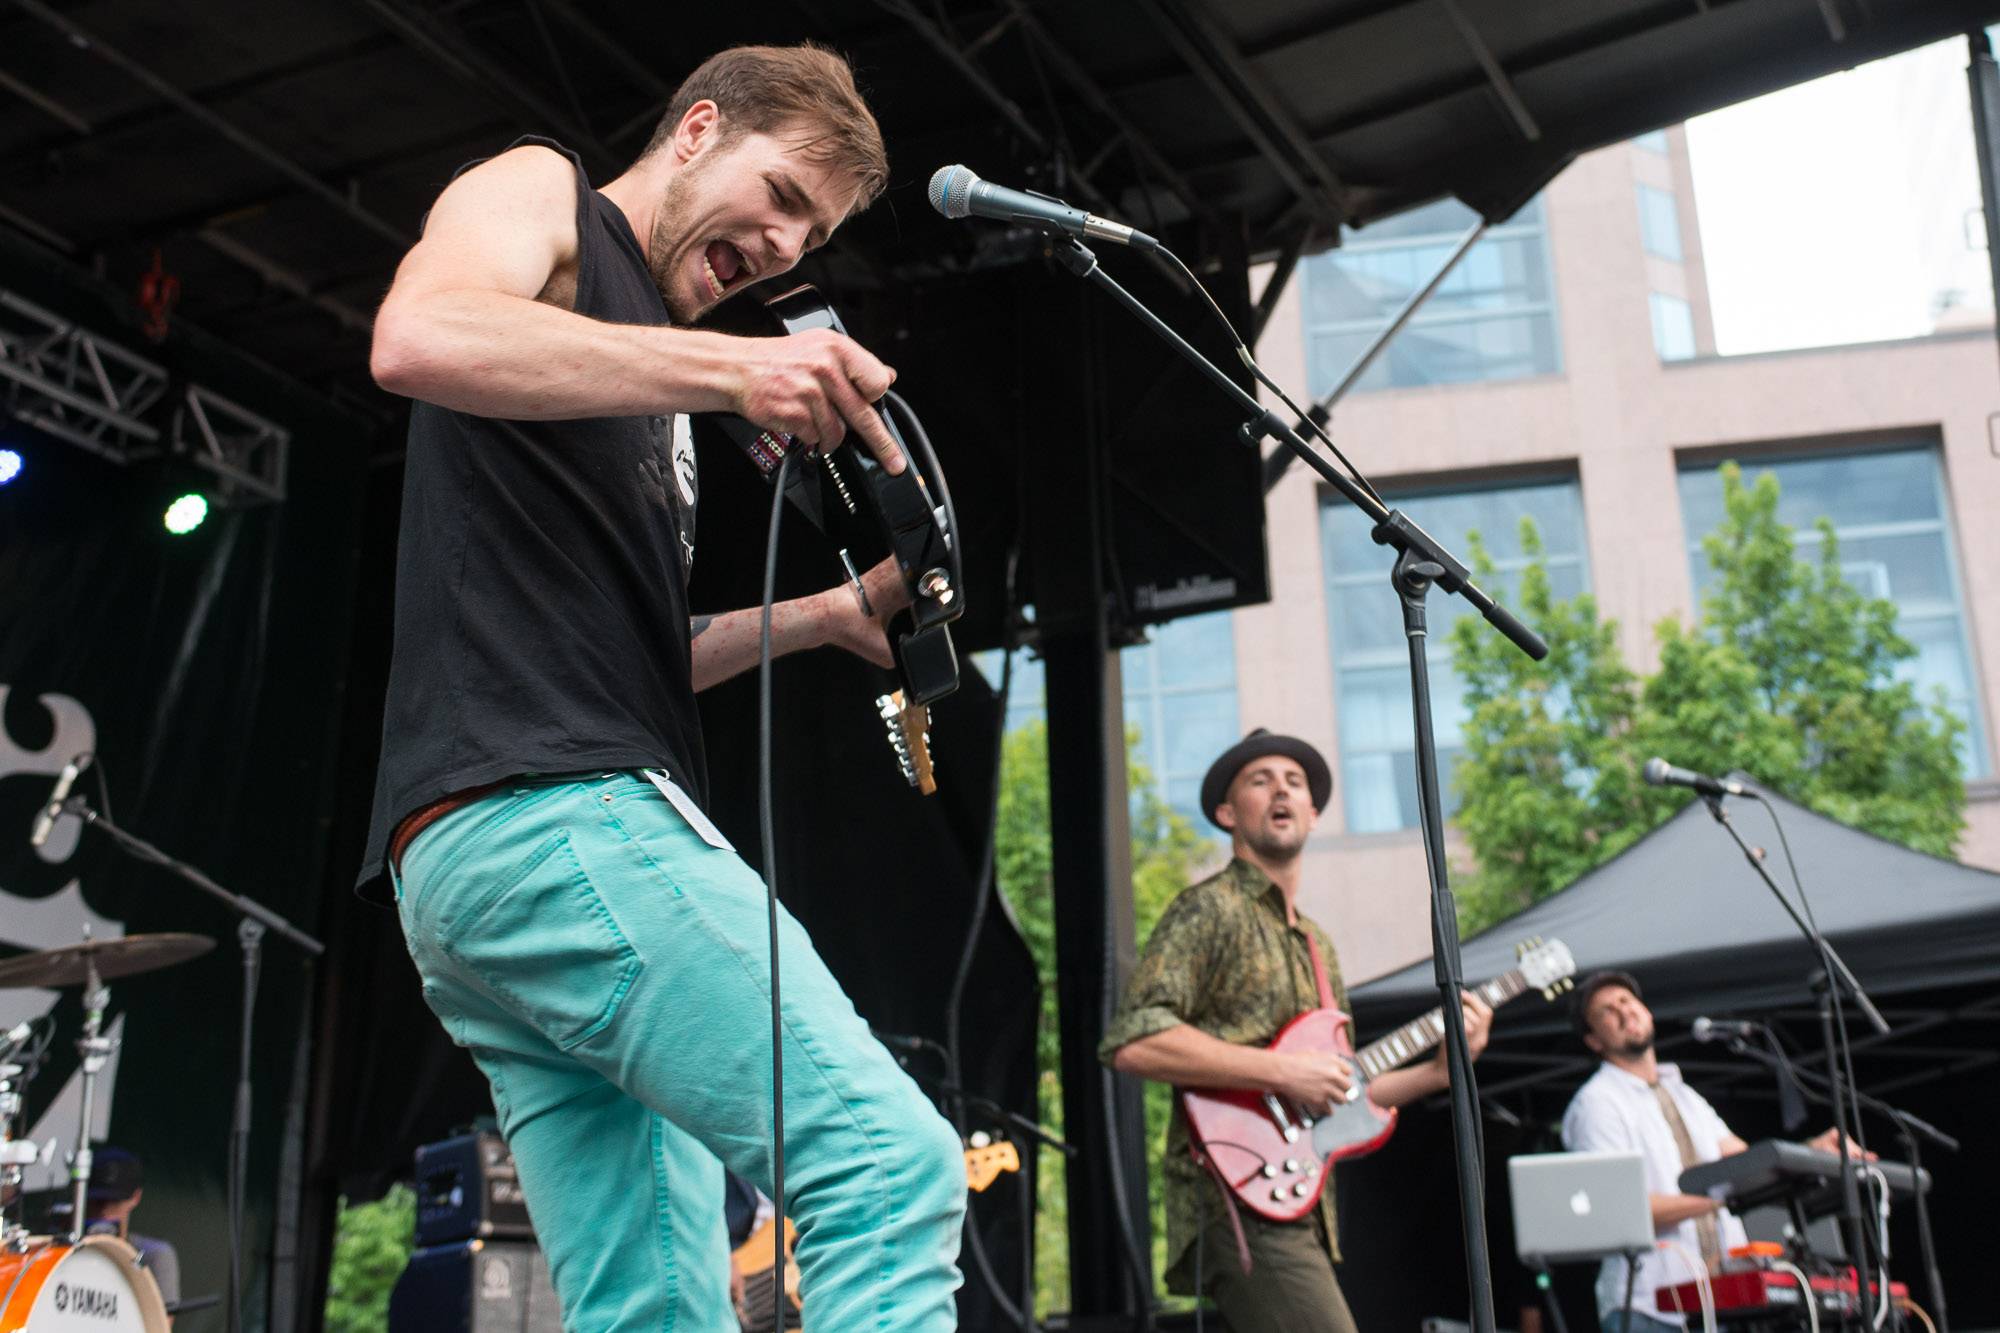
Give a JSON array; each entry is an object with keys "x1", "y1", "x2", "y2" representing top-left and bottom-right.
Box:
[{"x1": 1171, "y1": 1205, "x2": 1361, "y2": 1333}]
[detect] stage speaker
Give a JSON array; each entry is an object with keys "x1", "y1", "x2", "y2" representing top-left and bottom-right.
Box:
[
  {"x1": 389, "y1": 1238, "x2": 560, "y2": 1333},
  {"x1": 415, "y1": 1131, "x2": 533, "y2": 1245}
]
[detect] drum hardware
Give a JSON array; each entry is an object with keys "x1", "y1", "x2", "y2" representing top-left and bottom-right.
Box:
[{"x1": 32, "y1": 786, "x2": 322, "y2": 1333}]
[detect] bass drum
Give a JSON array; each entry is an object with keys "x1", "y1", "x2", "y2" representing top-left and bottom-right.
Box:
[{"x1": 0, "y1": 1236, "x2": 169, "y2": 1332}]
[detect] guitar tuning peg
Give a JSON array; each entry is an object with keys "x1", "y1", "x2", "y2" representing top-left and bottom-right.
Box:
[
  {"x1": 1543, "y1": 987, "x2": 1553, "y2": 1001},
  {"x1": 1515, "y1": 942, "x2": 1525, "y2": 958},
  {"x1": 1564, "y1": 978, "x2": 1575, "y2": 992}
]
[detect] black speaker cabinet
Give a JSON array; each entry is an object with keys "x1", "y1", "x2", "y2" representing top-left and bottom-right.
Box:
[{"x1": 389, "y1": 1238, "x2": 560, "y2": 1333}]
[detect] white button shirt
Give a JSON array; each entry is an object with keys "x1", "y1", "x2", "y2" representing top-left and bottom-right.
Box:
[{"x1": 1561, "y1": 1061, "x2": 1750, "y2": 1323}]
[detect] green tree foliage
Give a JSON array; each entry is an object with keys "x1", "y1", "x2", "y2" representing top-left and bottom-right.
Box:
[
  {"x1": 1449, "y1": 463, "x2": 1965, "y2": 935},
  {"x1": 993, "y1": 719, "x2": 1215, "y2": 1316},
  {"x1": 322, "y1": 1184, "x2": 415, "y2": 1333}
]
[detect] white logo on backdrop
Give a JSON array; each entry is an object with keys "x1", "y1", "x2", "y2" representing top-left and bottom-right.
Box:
[{"x1": 1, "y1": 686, "x2": 124, "y2": 1191}]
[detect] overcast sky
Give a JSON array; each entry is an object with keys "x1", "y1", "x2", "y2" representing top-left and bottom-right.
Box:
[{"x1": 1685, "y1": 35, "x2": 1994, "y2": 355}]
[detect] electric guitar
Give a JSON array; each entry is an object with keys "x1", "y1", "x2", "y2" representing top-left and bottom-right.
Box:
[
  {"x1": 729, "y1": 1140, "x2": 1022, "y2": 1329},
  {"x1": 699, "y1": 285, "x2": 963, "y2": 795},
  {"x1": 1181, "y1": 936, "x2": 1576, "y2": 1222}
]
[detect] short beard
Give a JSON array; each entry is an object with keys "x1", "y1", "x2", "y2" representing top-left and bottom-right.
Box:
[
  {"x1": 1240, "y1": 822, "x2": 1307, "y2": 864},
  {"x1": 1611, "y1": 1035, "x2": 1654, "y2": 1060},
  {"x1": 647, "y1": 150, "x2": 717, "y2": 324}
]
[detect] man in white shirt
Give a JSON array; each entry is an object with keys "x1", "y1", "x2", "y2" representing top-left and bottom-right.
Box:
[{"x1": 1560, "y1": 971, "x2": 1855, "y2": 1333}]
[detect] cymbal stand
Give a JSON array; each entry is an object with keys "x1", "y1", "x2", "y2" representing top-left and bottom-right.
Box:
[{"x1": 67, "y1": 948, "x2": 114, "y2": 1244}]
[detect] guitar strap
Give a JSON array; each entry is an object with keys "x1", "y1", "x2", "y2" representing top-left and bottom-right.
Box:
[
  {"x1": 1303, "y1": 929, "x2": 1337, "y2": 1010},
  {"x1": 1194, "y1": 1151, "x2": 1256, "y2": 1277}
]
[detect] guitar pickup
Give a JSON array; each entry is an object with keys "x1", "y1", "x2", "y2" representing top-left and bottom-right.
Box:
[{"x1": 1262, "y1": 1093, "x2": 1302, "y2": 1143}]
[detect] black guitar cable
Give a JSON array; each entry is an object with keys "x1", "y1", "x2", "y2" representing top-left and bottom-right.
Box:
[{"x1": 758, "y1": 448, "x2": 797, "y2": 1333}]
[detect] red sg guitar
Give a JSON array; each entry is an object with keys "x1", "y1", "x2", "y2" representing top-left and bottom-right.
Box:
[{"x1": 1181, "y1": 936, "x2": 1576, "y2": 1222}]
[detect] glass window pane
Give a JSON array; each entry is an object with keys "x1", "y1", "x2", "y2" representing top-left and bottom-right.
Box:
[
  {"x1": 1650, "y1": 292, "x2": 1696, "y2": 361},
  {"x1": 1325, "y1": 478, "x2": 1588, "y2": 828},
  {"x1": 1302, "y1": 192, "x2": 1560, "y2": 394},
  {"x1": 1152, "y1": 610, "x2": 1236, "y2": 689},
  {"x1": 1677, "y1": 446, "x2": 1986, "y2": 777},
  {"x1": 1633, "y1": 129, "x2": 1670, "y2": 153},
  {"x1": 1637, "y1": 185, "x2": 1683, "y2": 261}
]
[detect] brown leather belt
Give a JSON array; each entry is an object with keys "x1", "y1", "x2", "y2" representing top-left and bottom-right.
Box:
[{"x1": 389, "y1": 780, "x2": 507, "y2": 874}]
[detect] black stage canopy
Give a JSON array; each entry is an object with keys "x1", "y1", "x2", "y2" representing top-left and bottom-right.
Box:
[{"x1": 4, "y1": 0, "x2": 1997, "y2": 420}]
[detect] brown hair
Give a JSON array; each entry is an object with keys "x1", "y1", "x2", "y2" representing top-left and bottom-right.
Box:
[{"x1": 643, "y1": 44, "x2": 888, "y2": 211}]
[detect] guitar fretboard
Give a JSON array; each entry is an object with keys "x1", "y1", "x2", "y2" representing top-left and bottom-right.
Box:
[{"x1": 1353, "y1": 969, "x2": 1526, "y2": 1079}]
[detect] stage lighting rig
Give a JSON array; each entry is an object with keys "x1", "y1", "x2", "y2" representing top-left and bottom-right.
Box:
[{"x1": 0, "y1": 286, "x2": 290, "y2": 507}]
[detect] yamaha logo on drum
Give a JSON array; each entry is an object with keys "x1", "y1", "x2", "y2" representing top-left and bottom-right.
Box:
[{"x1": 52, "y1": 1281, "x2": 121, "y2": 1319}]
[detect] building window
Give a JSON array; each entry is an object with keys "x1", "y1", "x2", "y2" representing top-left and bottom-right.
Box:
[
  {"x1": 1636, "y1": 184, "x2": 1684, "y2": 261},
  {"x1": 1650, "y1": 292, "x2": 1697, "y2": 361},
  {"x1": 1123, "y1": 612, "x2": 1241, "y2": 827},
  {"x1": 1678, "y1": 446, "x2": 1989, "y2": 778},
  {"x1": 978, "y1": 609, "x2": 1240, "y2": 830},
  {"x1": 1321, "y1": 479, "x2": 1589, "y2": 832},
  {"x1": 1299, "y1": 194, "x2": 1560, "y2": 394},
  {"x1": 1633, "y1": 129, "x2": 1671, "y2": 154}
]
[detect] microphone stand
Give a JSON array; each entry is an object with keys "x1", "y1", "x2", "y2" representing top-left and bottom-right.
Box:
[
  {"x1": 1050, "y1": 238, "x2": 1548, "y2": 1333},
  {"x1": 1695, "y1": 795, "x2": 1885, "y2": 1328},
  {"x1": 57, "y1": 792, "x2": 324, "y2": 1333},
  {"x1": 1719, "y1": 1030, "x2": 1955, "y2": 1333}
]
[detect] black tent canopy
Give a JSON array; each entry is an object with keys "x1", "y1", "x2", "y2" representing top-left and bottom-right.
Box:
[{"x1": 1354, "y1": 781, "x2": 2000, "y2": 1049}]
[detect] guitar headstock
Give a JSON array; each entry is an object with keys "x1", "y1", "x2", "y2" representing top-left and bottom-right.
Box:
[
  {"x1": 877, "y1": 690, "x2": 937, "y2": 795},
  {"x1": 964, "y1": 1138, "x2": 1021, "y2": 1193},
  {"x1": 1513, "y1": 936, "x2": 1577, "y2": 1000}
]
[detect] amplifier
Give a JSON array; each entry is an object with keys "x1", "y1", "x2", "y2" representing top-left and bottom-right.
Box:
[
  {"x1": 416, "y1": 1131, "x2": 533, "y2": 1245},
  {"x1": 389, "y1": 1239, "x2": 560, "y2": 1333}
]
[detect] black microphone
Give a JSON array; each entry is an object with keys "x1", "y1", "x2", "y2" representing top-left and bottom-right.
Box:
[
  {"x1": 28, "y1": 752, "x2": 90, "y2": 850},
  {"x1": 1690, "y1": 1016, "x2": 1760, "y2": 1043},
  {"x1": 1642, "y1": 757, "x2": 1746, "y2": 799},
  {"x1": 927, "y1": 164, "x2": 1160, "y2": 252}
]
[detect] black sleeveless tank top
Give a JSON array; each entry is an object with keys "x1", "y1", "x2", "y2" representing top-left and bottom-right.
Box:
[{"x1": 357, "y1": 137, "x2": 704, "y2": 901}]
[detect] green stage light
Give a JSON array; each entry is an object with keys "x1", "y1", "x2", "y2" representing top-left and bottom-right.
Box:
[{"x1": 164, "y1": 492, "x2": 209, "y2": 535}]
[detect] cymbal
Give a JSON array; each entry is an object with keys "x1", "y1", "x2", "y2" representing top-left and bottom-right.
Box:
[{"x1": 0, "y1": 933, "x2": 215, "y2": 989}]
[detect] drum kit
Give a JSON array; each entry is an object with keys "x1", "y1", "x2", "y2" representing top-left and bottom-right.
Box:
[{"x1": 0, "y1": 931, "x2": 212, "y2": 1332}]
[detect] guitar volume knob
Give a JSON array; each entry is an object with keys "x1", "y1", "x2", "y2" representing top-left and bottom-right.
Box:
[
  {"x1": 1283, "y1": 1159, "x2": 1299, "y2": 1173},
  {"x1": 1260, "y1": 1165, "x2": 1277, "y2": 1179},
  {"x1": 1270, "y1": 1187, "x2": 1286, "y2": 1203}
]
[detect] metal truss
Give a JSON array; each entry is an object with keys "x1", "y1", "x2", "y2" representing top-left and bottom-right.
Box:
[
  {"x1": 0, "y1": 289, "x2": 169, "y2": 462},
  {"x1": 172, "y1": 383, "x2": 290, "y2": 504},
  {"x1": 0, "y1": 288, "x2": 291, "y2": 503}
]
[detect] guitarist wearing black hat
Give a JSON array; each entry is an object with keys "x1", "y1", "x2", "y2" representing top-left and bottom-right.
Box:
[{"x1": 1102, "y1": 729, "x2": 1493, "y2": 1333}]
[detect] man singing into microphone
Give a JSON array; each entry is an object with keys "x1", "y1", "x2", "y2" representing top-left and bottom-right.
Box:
[
  {"x1": 360, "y1": 44, "x2": 964, "y2": 1332},
  {"x1": 1562, "y1": 971, "x2": 1861, "y2": 1333},
  {"x1": 1100, "y1": 730, "x2": 1493, "y2": 1333}
]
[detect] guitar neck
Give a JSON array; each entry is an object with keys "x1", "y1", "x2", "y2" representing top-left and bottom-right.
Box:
[{"x1": 1352, "y1": 969, "x2": 1527, "y2": 1079}]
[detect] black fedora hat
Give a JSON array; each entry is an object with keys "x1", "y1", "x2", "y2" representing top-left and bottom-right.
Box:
[{"x1": 1200, "y1": 729, "x2": 1332, "y2": 829}]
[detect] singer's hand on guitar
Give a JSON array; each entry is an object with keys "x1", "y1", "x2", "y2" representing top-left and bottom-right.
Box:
[
  {"x1": 1266, "y1": 1049, "x2": 1355, "y2": 1114},
  {"x1": 1431, "y1": 990, "x2": 1495, "y2": 1071},
  {"x1": 815, "y1": 556, "x2": 911, "y2": 668},
  {"x1": 733, "y1": 327, "x2": 907, "y2": 474}
]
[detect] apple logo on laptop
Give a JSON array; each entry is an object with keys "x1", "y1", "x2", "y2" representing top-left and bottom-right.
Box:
[{"x1": 1569, "y1": 1190, "x2": 1592, "y2": 1217}]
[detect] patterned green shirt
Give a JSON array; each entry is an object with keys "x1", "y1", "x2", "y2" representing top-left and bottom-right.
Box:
[{"x1": 1099, "y1": 857, "x2": 1348, "y2": 1289}]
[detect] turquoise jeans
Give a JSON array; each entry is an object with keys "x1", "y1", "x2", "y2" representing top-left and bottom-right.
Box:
[{"x1": 393, "y1": 772, "x2": 966, "y2": 1331}]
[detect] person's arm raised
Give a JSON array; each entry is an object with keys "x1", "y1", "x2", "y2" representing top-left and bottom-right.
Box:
[
  {"x1": 370, "y1": 145, "x2": 744, "y2": 420},
  {"x1": 369, "y1": 146, "x2": 907, "y2": 473}
]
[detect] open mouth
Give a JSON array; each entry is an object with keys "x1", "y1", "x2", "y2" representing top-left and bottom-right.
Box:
[{"x1": 702, "y1": 239, "x2": 749, "y2": 301}]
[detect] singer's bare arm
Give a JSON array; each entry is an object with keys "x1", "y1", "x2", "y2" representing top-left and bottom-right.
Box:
[
  {"x1": 369, "y1": 145, "x2": 904, "y2": 469},
  {"x1": 688, "y1": 557, "x2": 908, "y2": 692}
]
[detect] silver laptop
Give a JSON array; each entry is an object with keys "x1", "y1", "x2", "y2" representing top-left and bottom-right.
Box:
[{"x1": 1509, "y1": 1151, "x2": 1653, "y2": 1264}]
